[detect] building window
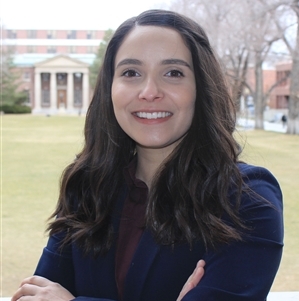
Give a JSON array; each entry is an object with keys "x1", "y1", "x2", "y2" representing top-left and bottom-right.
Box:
[
  {"x1": 68, "y1": 45, "x2": 77, "y2": 53},
  {"x1": 8, "y1": 30, "x2": 17, "y2": 39},
  {"x1": 67, "y1": 30, "x2": 77, "y2": 39},
  {"x1": 87, "y1": 30, "x2": 95, "y2": 39},
  {"x1": 27, "y1": 30, "x2": 36, "y2": 38},
  {"x1": 74, "y1": 89, "x2": 83, "y2": 106},
  {"x1": 27, "y1": 45, "x2": 37, "y2": 53},
  {"x1": 41, "y1": 73, "x2": 50, "y2": 107},
  {"x1": 74, "y1": 73, "x2": 83, "y2": 106},
  {"x1": 87, "y1": 45, "x2": 96, "y2": 53},
  {"x1": 47, "y1": 46, "x2": 57, "y2": 53},
  {"x1": 23, "y1": 89, "x2": 31, "y2": 105},
  {"x1": 277, "y1": 70, "x2": 290, "y2": 87},
  {"x1": 47, "y1": 30, "x2": 56, "y2": 39},
  {"x1": 57, "y1": 73, "x2": 67, "y2": 86},
  {"x1": 23, "y1": 71, "x2": 31, "y2": 81},
  {"x1": 276, "y1": 95, "x2": 288, "y2": 109}
]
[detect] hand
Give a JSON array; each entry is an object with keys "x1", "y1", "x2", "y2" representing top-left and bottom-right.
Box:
[
  {"x1": 177, "y1": 260, "x2": 205, "y2": 301},
  {"x1": 11, "y1": 275, "x2": 75, "y2": 301}
]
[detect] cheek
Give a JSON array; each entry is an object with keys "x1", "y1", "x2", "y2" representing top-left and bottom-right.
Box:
[
  {"x1": 111, "y1": 81, "x2": 118, "y2": 106},
  {"x1": 111, "y1": 81, "x2": 133, "y2": 109},
  {"x1": 175, "y1": 89, "x2": 196, "y2": 115},
  {"x1": 182, "y1": 92, "x2": 196, "y2": 127},
  {"x1": 111, "y1": 83, "x2": 124, "y2": 115}
]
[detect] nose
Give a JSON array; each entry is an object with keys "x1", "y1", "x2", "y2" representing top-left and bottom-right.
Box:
[{"x1": 138, "y1": 77, "x2": 163, "y2": 102}]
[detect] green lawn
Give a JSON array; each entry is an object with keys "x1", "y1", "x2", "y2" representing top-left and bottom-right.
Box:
[
  {"x1": 1, "y1": 115, "x2": 298, "y2": 296},
  {"x1": 237, "y1": 129, "x2": 299, "y2": 292}
]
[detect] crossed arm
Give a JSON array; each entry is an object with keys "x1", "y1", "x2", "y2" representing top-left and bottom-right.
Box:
[{"x1": 12, "y1": 260, "x2": 205, "y2": 301}]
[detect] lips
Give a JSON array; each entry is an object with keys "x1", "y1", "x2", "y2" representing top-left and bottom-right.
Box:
[{"x1": 134, "y1": 112, "x2": 172, "y2": 119}]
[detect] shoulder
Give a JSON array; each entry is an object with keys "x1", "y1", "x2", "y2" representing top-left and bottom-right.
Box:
[
  {"x1": 238, "y1": 162, "x2": 279, "y2": 181},
  {"x1": 237, "y1": 162, "x2": 282, "y2": 204},
  {"x1": 234, "y1": 163, "x2": 283, "y2": 242}
]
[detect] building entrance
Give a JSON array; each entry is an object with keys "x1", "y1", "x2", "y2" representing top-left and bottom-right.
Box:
[{"x1": 57, "y1": 89, "x2": 67, "y2": 108}]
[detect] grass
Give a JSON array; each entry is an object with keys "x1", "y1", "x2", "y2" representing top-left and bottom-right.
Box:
[
  {"x1": 1, "y1": 115, "x2": 299, "y2": 296},
  {"x1": 236, "y1": 129, "x2": 299, "y2": 292},
  {"x1": 1, "y1": 115, "x2": 85, "y2": 297}
]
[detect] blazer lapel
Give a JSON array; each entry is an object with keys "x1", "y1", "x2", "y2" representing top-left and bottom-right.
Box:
[{"x1": 123, "y1": 230, "x2": 160, "y2": 301}]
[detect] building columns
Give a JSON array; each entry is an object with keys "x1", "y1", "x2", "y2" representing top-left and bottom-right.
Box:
[
  {"x1": 33, "y1": 66, "x2": 90, "y2": 115},
  {"x1": 34, "y1": 72, "x2": 41, "y2": 112},
  {"x1": 82, "y1": 72, "x2": 89, "y2": 113},
  {"x1": 50, "y1": 72, "x2": 57, "y2": 111},
  {"x1": 67, "y1": 72, "x2": 74, "y2": 110}
]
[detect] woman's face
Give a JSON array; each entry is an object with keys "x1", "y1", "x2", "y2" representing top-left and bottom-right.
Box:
[{"x1": 111, "y1": 25, "x2": 196, "y2": 154}]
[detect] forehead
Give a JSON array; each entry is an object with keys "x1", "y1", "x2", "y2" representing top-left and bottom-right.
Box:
[{"x1": 115, "y1": 25, "x2": 192, "y2": 63}]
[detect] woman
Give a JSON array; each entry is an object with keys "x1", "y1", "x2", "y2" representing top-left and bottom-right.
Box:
[{"x1": 12, "y1": 9, "x2": 283, "y2": 301}]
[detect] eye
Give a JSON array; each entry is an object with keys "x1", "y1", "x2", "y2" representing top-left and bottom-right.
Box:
[
  {"x1": 121, "y1": 69, "x2": 140, "y2": 77},
  {"x1": 165, "y1": 70, "x2": 184, "y2": 77}
]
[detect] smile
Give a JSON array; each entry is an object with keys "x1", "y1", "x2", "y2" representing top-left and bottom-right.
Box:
[{"x1": 135, "y1": 112, "x2": 172, "y2": 119}]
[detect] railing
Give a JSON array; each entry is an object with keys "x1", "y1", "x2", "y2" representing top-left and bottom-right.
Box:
[{"x1": 1, "y1": 292, "x2": 298, "y2": 301}]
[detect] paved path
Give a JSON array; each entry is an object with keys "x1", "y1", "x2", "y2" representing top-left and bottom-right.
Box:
[
  {"x1": 237, "y1": 118, "x2": 287, "y2": 133},
  {"x1": 268, "y1": 291, "x2": 299, "y2": 300}
]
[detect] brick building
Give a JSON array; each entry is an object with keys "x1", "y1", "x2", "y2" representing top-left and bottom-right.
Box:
[
  {"x1": 271, "y1": 62, "x2": 291, "y2": 109},
  {"x1": 3, "y1": 28, "x2": 105, "y2": 114},
  {"x1": 245, "y1": 62, "x2": 291, "y2": 114}
]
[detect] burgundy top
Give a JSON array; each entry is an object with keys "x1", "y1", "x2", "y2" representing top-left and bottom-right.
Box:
[{"x1": 115, "y1": 158, "x2": 148, "y2": 300}]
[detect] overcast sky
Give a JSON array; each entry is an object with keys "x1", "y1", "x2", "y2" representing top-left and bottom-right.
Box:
[{"x1": 1, "y1": 0, "x2": 172, "y2": 30}]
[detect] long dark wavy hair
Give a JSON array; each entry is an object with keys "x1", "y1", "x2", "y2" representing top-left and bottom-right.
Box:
[{"x1": 48, "y1": 9, "x2": 245, "y2": 255}]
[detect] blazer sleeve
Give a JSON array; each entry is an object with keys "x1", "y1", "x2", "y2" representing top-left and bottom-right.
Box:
[
  {"x1": 34, "y1": 231, "x2": 76, "y2": 294},
  {"x1": 34, "y1": 233, "x2": 118, "y2": 301},
  {"x1": 182, "y1": 165, "x2": 284, "y2": 301}
]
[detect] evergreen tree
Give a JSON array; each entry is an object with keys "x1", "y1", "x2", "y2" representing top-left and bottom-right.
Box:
[
  {"x1": 89, "y1": 29, "x2": 114, "y2": 90},
  {"x1": 1, "y1": 48, "x2": 27, "y2": 106}
]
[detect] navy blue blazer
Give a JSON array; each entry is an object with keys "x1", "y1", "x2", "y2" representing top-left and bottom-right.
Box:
[{"x1": 34, "y1": 164, "x2": 283, "y2": 301}]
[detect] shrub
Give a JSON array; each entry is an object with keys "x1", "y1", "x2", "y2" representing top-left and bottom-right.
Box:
[{"x1": 0, "y1": 104, "x2": 31, "y2": 114}]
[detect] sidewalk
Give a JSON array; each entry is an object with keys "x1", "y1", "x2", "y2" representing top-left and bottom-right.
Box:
[
  {"x1": 237, "y1": 118, "x2": 287, "y2": 133},
  {"x1": 268, "y1": 291, "x2": 299, "y2": 300}
]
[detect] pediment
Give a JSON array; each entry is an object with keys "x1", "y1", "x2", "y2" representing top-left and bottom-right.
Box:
[{"x1": 35, "y1": 55, "x2": 89, "y2": 68}]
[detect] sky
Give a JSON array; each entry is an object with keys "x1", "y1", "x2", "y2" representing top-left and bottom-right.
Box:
[{"x1": 1, "y1": 0, "x2": 172, "y2": 30}]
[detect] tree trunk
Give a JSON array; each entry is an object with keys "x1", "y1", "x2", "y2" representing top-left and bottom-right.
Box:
[
  {"x1": 287, "y1": 10, "x2": 299, "y2": 134},
  {"x1": 254, "y1": 54, "x2": 265, "y2": 129}
]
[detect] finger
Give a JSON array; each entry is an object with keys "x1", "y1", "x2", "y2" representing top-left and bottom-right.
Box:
[
  {"x1": 20, "y1": 275, "x2": 51, "y2": 287},
  {"x1": 185, "y1": 259, "x2": 205, "y2": 283},
  {"x1": 197, "y1": 259, "x2": 206, "y2": 268},
  {"x1": 177, "y1": 269, "x2": 201, "y2": 300},
  {"x1": 14, "y1": 296, "x2": 35, "y2": 301},
  {"x1": 177, "y1": 281, "x2": 193, "y2": 301},
  {"x1": 176, "y1": 260, "x2": 206, "y2": 301},
  {"x1": 11, "y1": 283, "x2": 37, "y2": 301},
  {"x1": 192, "y1": 264, "x2": 204, "y2": 284}
]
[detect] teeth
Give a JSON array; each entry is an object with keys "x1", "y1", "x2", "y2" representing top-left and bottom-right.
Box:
[{"x1": 136, "y1": 112, "x2": 171, "y2": 119}]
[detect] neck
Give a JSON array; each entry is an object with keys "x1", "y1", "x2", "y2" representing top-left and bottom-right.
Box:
[{"x1": 135, "y1": 147, "x2": 172, "y2": 190}]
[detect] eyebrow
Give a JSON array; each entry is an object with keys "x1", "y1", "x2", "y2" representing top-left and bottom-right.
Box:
[
  {"x1": 116, "y1": 59, "x2": 142, "y2": 69},
  {"x1": 115, "y1": 58, "x2": 192, "y2": 69},
  {"x1": 161, "y1": 59, "x2": 192, "y2": 69}
]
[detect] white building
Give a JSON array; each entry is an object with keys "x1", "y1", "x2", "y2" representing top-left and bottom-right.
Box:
[
  {"x1": 33, "y1": 55, "x2": 90, "y2": 115},
  {"x1": 3, "y1": 28, "x2": 105, "y2": 114}
]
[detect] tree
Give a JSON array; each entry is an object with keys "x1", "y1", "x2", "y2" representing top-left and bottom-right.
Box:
[
  {"x1": 169, "y1": 0, "x2": 294, "y2": 130},
  {"x1": 0, "y1": 47, "x2": 27, "y2": 107},
  {"x1": 89, "y1": 29, "x2": 114, "y2": 90},
  {"x1": 288, "y1": 1, "x2": 299, "y2": 134},
  {"x1": 169, "y1": 0, "x2": 250, "y2": 108},
  {"x1": 276, "y1": 0, "x2": 299, "y2": 134},
  {"x1": 239, "y1": 0, "x2": 285, "y2": 129},
  {"x1": 171, "y1": 0, "x2": 299, "y2": 131}
]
